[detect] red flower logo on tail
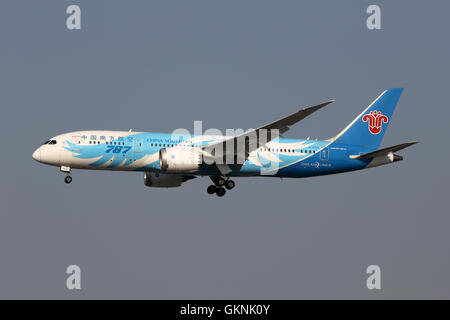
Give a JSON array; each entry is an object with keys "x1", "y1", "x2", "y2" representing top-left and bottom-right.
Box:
[{"x1": 362, "y1": 110, "x2": 388, "y2": 135}]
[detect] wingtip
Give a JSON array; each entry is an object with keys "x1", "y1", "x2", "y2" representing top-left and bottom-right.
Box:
[
  {"x1": 320, "y1": 99, "x2": 336, "y2": 105},
  {"x1": 321, "y1": 99, "x2": 335, "y2": 105},
  {"x1": 323, "y1": 99, "x2": 336, "y2": 107},
  {"x1": 297, "y1": 99, "x2": 336, "y2": 112}
]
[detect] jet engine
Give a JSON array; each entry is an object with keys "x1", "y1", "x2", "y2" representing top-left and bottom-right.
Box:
[
  {"x1": 143, "y1": 172, "x2": 195, "y2": 188},
  {"x1": 159, "y1": 147, "x2": 202, "y2": 172}
]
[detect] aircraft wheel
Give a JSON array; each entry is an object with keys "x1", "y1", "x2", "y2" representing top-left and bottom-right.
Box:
[
  {"x1": 216, "y1": 187, "x2": 226, "y2": 197},
  {"x1": 217, "y1": 178, "x2": 226, "y2": 186},
  {"x1": 64, "y1": 176, "x2": 72, "y2": 184},
  {"x1": 225, "y1": 180, "x2": 235, "y2": 190},
  {"x1": 207, "y1": 185, "x2": 216, "y2": 194}
]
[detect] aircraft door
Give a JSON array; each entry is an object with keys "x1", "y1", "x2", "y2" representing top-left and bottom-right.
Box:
[
  {"x1": 133, "y1": 138, "x2": 143, "y2": 153},
  {"x1": 71, "y1": 136, "x2": 81, "y2": 153},
  {"x1": 320, "y1": 147, "x2": 329, "y2": 161}
]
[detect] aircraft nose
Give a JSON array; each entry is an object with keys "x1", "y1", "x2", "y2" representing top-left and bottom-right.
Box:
[{"x1": 32, "y1": 148, "x2": 41, "y2": 162}]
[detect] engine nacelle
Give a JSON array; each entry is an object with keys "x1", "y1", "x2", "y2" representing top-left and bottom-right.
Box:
[
  {"x1": 143, "y1": 172, "x2": 184, "y2": 188},
  {"x1": 159, "y1": 147, "x2": 202, "y2": 172},
  {"x1": 143, "y1": 172, "x2": 196, "y2": 188}
]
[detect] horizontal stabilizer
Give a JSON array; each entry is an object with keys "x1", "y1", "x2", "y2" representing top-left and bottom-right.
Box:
[{"x1": 351, "y1": 141, "x2": 418, "y2": 159}]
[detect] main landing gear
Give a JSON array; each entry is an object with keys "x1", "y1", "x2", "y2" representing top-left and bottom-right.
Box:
[
  {"x1": 207, "y1": 176, "x2": 235, "y2": 197},
  {"x1": 61, "y1": 166, "x2": 72, "y2": 184}
]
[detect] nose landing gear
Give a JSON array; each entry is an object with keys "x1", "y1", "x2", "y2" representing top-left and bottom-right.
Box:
[
  {"x1": 207, "y1": 176, "x2": 235, "y2": 197},
  {"x1": 64, "y1": 175, "x2": 72, "y2": 184},
  {"x1": 61, "y1": 166, "x2": 72, "y2": 184}
]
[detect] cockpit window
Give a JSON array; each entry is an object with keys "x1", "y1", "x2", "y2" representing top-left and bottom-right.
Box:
[
  {"x1": 48, "y1": 140, "x2": 57, "y2": 145},
  {"x1": 42, "y1": 140, "x2": 50, "y2": 145}
]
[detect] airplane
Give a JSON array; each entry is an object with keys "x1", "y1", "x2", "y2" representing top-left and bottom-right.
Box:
[{"x1": 32, "y1": 88, "x2": 417, "y2": 197}]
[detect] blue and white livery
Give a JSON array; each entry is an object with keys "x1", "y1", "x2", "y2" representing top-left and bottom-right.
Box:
[{"x1": 32, "y1": 88, "x2": 417, "y2": 197}]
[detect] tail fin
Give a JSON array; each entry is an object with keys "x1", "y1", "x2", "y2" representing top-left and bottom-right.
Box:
[{"x1": 332, "y1": 88, "x2": 404, "y2": 150}]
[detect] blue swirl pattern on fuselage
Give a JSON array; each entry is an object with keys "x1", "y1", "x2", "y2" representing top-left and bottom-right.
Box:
[
  {"x1": 63, "y1": 133, "x2": 149, "y2": 169},
  {"x1": 62, "y1": 132, "x2": 371, "y2": 177}
]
